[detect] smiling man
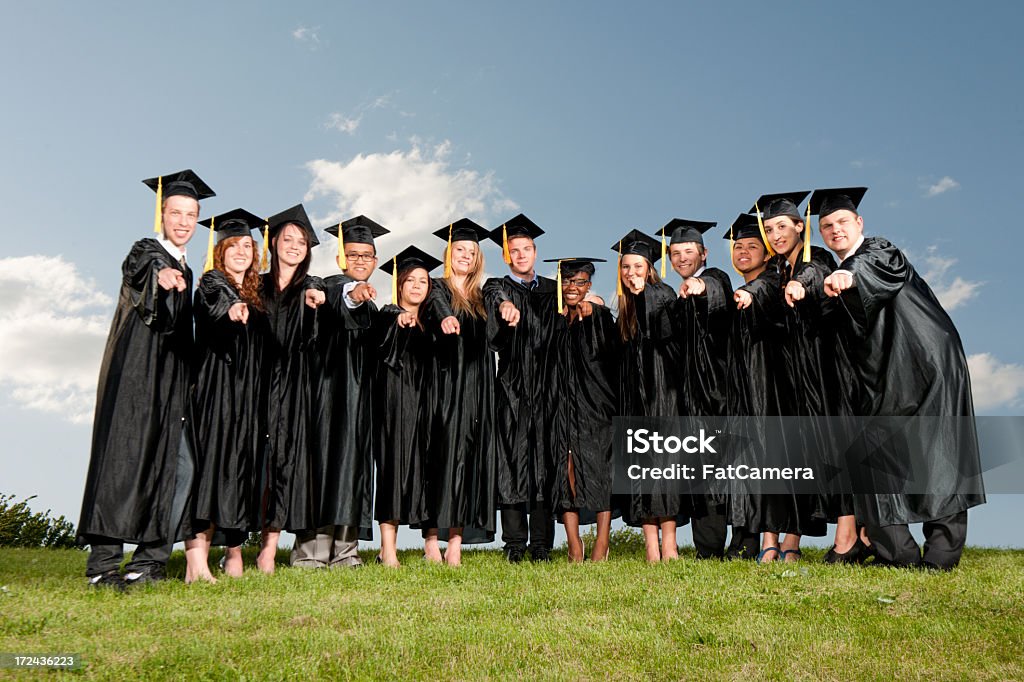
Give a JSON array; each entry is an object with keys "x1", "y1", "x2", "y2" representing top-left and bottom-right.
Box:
[
  {"x1": 813, "y1": 187, "x2": 985, "y2": 570},
  {"x1": 77, "y1": 169, "x2": 215, "y2": 589},
  {"x1": 484, "y1": 214, "x2": 560, "y2": 562}
]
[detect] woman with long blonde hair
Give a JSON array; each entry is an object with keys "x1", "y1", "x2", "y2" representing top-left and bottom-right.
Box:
[
  {"x1": 420, "y1": 219, "x2": 498, "y2": 566},
  {"x1": 185, "y1": 209, "x2": 270, "y2": 583},
  {"x1": 613, "y1": 229, "x2": 688, "y2": 563}
]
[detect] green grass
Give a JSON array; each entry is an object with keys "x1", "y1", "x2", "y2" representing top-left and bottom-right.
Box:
[{"x1": 1, "y1": 543, "x2": 1022, "y2": 680}]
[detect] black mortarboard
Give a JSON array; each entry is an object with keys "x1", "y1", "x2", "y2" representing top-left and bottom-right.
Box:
[
  {"x1": 266, "y1": 204, "x2": 320, "y2": 246},
  {"x1": 144, "y1": 168, "x2": 215, "y2": 237},
  {"x1": 749, "y1": 191, "x2": 811, "y2": 222},
  {"x1": 379, "y1": 245, "x2": 443, "y2": 276},
  {"x1": 142, "y1": 169, "x2": 216, "y2": 201},
  {"x1": 489, "y1": 213, "x2": 545, "y2": 264},
  {"x1": 432, "y1": 218, "x2": 490, "y2": 244},
  {"x1": 658, "y1": 219, "x2": 718, "y2": 247},
  {"x1": 199, "y1": 208, "x2": 264, "y2": 242},
  {"x1": 324, "y1": 215, "x2": 389, "y2": 269},
  {"x1": 809, "y1": 187, "x2": 868, "y2": 218},
  {"x1": 542, "y1": 257, "x2": 606, "y2": 277},
  {"x1": 723, "y1": 213, "x2": 765, "y2": 243},
  {"x1": 610, "y1": 229, "x2": 662, "y2": 264}
]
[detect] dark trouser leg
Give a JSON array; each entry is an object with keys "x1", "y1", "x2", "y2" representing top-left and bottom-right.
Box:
[
  {"x1": 922, "y1": 511, "x2": 968, "y2": 570},
  {"x1": 865, "y1": 522, "x2": 922, "y2": 567},
  {"x1": 692, "y1": 503, "x2": 729, "y2": 559},
  {"x1": 125, "y1": 540, "x2": 173, "y2": 573},
  {"x1": 527, "y1": 500, "x2": 554, "y2": 551},
  {"x1": 726, "y1": 526, "x2": 760, "y2": 560},
  {"x1": 85, "y1": 536, "x2": 124, "y2": 577},
  {"x1": 501, "y1": 504, "x2": 527, "y2": 550}
]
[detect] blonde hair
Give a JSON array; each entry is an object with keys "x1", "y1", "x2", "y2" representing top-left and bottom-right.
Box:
[{"x1": 445, "y1": 241, "x2": 487, "y2": 319}]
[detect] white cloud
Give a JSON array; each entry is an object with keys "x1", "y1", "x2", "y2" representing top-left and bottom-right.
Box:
[
  {"x1": 291, "y1": 25, "x2": 321, "y2": 47},
  {"x1": 925, "y1": 176, "x2": 960, "y2": 197},
  {"x1": 916, "y1": 246, "x2": 983, "y2": 311},
  {"x1": 0, "y1": 256, "x2": 112, "y2": 424},
  {"x1": 967, "y1": 353, "x2": 1024, "y2": 411},
  {"x1": 303, "y1": 138, "x2": 518, "y2": 286},
  {"x1": 326, "y1": 113, "x2": 361, "y2": 135}
]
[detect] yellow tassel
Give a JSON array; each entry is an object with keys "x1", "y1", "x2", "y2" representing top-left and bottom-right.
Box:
[
  {"x1": 444, "y1": 223, "x2": 453, "y2": 278},
  {"x1": 616, "y1": 240, "x2": 623, "y2": 297},
  {"x1": 803, "y1": 203, "x2": 812, "y2": 264},
  {"x1": 502, "y1": 224, "x2": 511, "y2": 265},
  {"x1": 754, "y1": 201, "x2": 776, "y2": 257},
  {"x1": 556, "y1": 259, "x2": 564, "y2": 314},
  {"x1": 153, "y1": 176, "x2": 163, "y2": 235},
  {"x1": 260, "y1": 221, "x2": 269, "y2": 272},
  {"x1": 660, "y1": 232, "x2": 667, "y2": 279},
  {"x1": 337, "y1": 223, "x2": 347, "y2": 270},
  {"x1": 203, "y1": 216, "x2": 215, "y2": 273},
  {"x1": 391, "y1": 256, "x2": 398, "y2": 305}
]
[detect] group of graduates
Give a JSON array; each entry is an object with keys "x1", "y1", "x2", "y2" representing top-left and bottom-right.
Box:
[{"x1": 76, "y1": 169, "x2": 984, "y2": 589}]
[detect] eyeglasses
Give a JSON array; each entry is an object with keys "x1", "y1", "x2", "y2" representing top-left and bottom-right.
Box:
[
  {"x1": 563, "y1": 278, "x2": 591, "y2": 288},
  {"x1": 344, "y1": 253, "x2": 376, "y2": 263}
]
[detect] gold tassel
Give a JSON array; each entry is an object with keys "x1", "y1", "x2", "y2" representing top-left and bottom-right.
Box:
[
  {"x1": 203, "y1": 216, "x2": 215, "y2": 273},
  {"x1": 660, "y1": 232, "x2": 667, "y2": 279},
  {"x1": 153, "y1": 176, "x2": 163, "y2": 235},
  {"x1": 337, "y1": 223, "x2": 347, "y2": 270},
  {"x1": 391, "y1": 256, "x2": 398, "y2": 305},
  {"x1": 754, "y1": 201, "x2": 776, "y2": 257},
  {"x1": 803, "y1": 203, "x2": 812, "y2": 264},
  {"x1": 260, "y1": 220, "x2": 269, "y2": 272},
  {"x1": 444, "y1": 223, "x2": 453, "y2": 278},
  {"x1": 616, "y1": 240, "x2": 623, "y2": 297},
  {"x1": 556, "y1": 259, "x2": 564, "y2": 314},
  {"x1": 502, "y1": 224, "x2": 511, "y2": 264}
]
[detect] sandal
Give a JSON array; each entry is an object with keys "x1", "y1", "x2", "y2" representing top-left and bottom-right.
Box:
[
  {"x1": 780, "y1": 549, "x2": 802, "y2": 563},
  {"x1": 756, "y1": 546, "x2": 781, "y2": 564}
]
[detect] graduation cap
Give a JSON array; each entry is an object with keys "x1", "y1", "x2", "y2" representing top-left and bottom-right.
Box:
[
  {"x1": 656, "y1": 219, "x2": 718, "y2": 278},
  {"x1": 809, "y1": 187, "x2": 868, "y2": 218},
  {"x1": 143, "y1": 169, "x2": 215, "y2": 236},
  {"x1": 379, "y1": 245, "x2": 443, "y2": 305},
  {"x1": 197, "y1": 208, "x2": 266, "y2": 273},
  {"x1": 489, "y1": 213, "x2": 545, "y2": 265},
  {"x1": 542, "y1": 257, "x2": 606, "y2": 313},
  {"x1": 324, "y1": 215, "x2": 390, "y2": 270},
  {"x1": 749, "y1": 191, "x2": 810, "y2": 222},
  {"x1": 610, "y1": 229, "x2": 661, "y2": 297},
  {"x1": 266, "y1": 204, "x2": 320, "y2": 246},
  {"x1": 433, "y1": 218, "x2": 489, "y2": 277}
]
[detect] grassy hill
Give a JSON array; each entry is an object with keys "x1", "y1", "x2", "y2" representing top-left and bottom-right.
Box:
[{"x1": 1, "y1": 544, "x2": 1022, "y2": 680}]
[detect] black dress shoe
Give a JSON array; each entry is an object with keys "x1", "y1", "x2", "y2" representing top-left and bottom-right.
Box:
[
  {"x1": 529, "y1": 547, "x2": 552, "y2": 562},
  {"x1": 88, "y1": 569, "x2": 126, "y2": 592},
  {"x1": 504, "y1": 546, "x2": 526, "y2": 563},
  {"x1": 823, "y1": 537, "x2": 867, "y2": 565},
  {"x1": 124, "y1": 566, "x2": 166, "y2": 586}
]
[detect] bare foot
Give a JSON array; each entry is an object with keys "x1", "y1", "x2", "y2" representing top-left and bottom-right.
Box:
[
  {"x1": 444, "y1": 545, "x2": 462, "y2": 567},
  {"x1": 378, "y1": 554, "x2": 401, "y2": 568},
  {"x1": 423, "y1": 537, "x2": 443, "y2": 563},
  {"x1": 185, "y1": 567, "x2": 217, "y2": 584},
  {"x1": 645, "y1": 544, "x2": 661, "y2": 563},
  {"x1": 256, "y1": 549, "x2": 276, "y2": 574},
  {"x1": 567, "y1": 548, "x2": 584, "y2": 563},
  {"x1": 224, "y1": 548, "x2": 243, "y2": 577}
]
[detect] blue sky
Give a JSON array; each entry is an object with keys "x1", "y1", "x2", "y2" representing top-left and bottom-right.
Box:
[{"x1": 1, "y1": 2, "x2": 1022, "y2": 547}]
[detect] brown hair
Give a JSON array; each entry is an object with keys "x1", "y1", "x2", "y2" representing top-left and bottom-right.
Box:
[
  {"x1": 214, "y1": 236, "x2": 264, "y2": 310},
  {"x1": 617, "y1": 264, "x2": 661, "y2": 342},
  {"x1": 445, "y1": 242, "x2": 487, "y2": 319},
  {"x1": 268, "y1": 223, "x2": 312, "y2": 296}
]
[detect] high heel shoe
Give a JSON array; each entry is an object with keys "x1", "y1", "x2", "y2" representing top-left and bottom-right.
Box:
[{"x1": 823, "y1": 537, "x2": 866, "y2": 564}]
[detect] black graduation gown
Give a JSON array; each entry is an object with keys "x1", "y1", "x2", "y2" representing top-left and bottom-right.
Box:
[
  {"x1": 783, "y1": 246, "x2": 857, "y2": 520},
  {"x1": 190, "y1": 270, "x2": 270, "y2": 536},
  {"x1": 834, "y1": 237, "x2": 985, "y2": 526},
  {"x1": 260, "y1": 273, "x2": 322, "y2": 532},
  {"x1": 312, "y1": 274, "x2": 375, "y2": 539},
  {"x1": 77, "y1": 238, "x2": 195, "y2": 545},
  {"x1": 660, "y1": 267, "x2": 734, "y2": 514},
  {"x1": 726, "y1": 258, "x2": 826, "y2": 536},
  {"x1": 422, "y1": 280, "x2": 497, "y2": 541},
  {"x1": 620, "y1": 281, "x2": 690, "y2": 524},
  {"x1": 483, "y1": 275, "x2": 560, "y2": 507},
  {"x1": 550, "y1": 305, "x2": 620, "y2": 518}
]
